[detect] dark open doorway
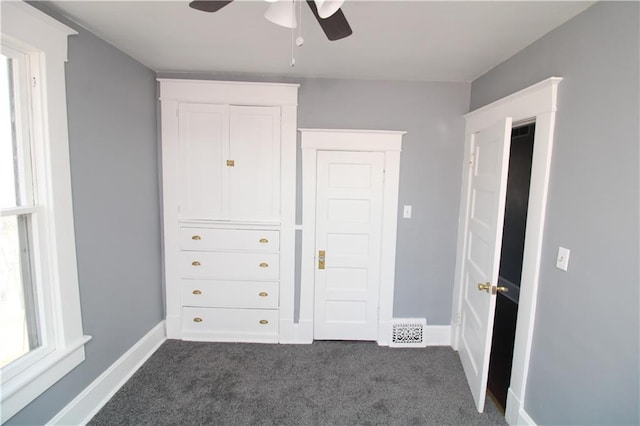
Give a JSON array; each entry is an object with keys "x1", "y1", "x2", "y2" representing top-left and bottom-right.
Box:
[{"x1": 487, "y1": 122, "x2": 535, "y2": 412}]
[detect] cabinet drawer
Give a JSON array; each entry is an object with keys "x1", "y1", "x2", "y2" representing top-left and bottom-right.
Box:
[
  {"x1": 181, "y1": 228, "x2": 279, "y2": 252},
  {"x1": 181, "y1": 252, "x2": 279, "y2": 280},
  {"x1": 182, "y1": 280, "x2": 278, "y2": 309},
  {"x1": 181, "y1": 307, "x2": 279, "y2": 343}
]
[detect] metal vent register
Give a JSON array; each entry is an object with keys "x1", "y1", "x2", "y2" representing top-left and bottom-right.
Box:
[{"x1": 390, "y1": 319, "x2": 427, "y2": 348}]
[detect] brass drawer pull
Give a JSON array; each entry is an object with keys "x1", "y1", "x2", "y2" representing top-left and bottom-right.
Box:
[
  {"x1": 192, "y1": 261, "x2": 201, "y2": 266},
  {"x1": 259, "y1": 320, "x2": 269, "y2": 325},
  {"x1": 192, "y1": 235, "x2": 201, "y2": 240},
  {"x1": 192, "y1": 290, "x2": 202, "y2": 295},
  {"x1": 259, "y1": 262, "x2": 269, "y2": 268},
  {"x1": 259, "y1": 292, "x2": 268, "y2": 297},
  {"x1": 259, "y1": 238, "x2": 269, "y2": 243},
  {"x1": 193, "y1": 317, "x2": 203, "y2": 323}
]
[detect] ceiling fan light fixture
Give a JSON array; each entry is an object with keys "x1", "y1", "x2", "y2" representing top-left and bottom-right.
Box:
[
  {"x1": 264, "y1": 0, "x2": 297, "y2": 28},
  {"x1": 314, "y1": 0, "x2": 344, "y2": 18}
]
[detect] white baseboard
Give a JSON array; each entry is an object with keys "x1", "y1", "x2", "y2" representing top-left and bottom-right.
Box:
[
  {"x1": 424, "y1": 325, "x2": 451, "y2": 346},
  {"x1": 279, "y1": 319, "x2": 313, "y2": 344},
  {"x1": 165, "y1": 315, "x2": 181, "y2": 339},
  {"x1": 518, "y1": 409, "x2": 536, "y2": 426},
  {"x1": 47, "y1": 321, "x2": 167, "y2": 426},
  {"x1": 505, "y1": 388, "x2": 536, "y2": 426}
]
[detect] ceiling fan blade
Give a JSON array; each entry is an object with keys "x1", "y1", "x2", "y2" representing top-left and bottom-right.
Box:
[
  {"x1": 189, "y1": 0, "x2": 234, "y2": 13},
  {"x1": 306, "y1": 1, "x2": 352, "y2": 41}
]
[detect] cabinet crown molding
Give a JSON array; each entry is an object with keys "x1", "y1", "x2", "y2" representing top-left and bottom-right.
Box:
[{"x1": 158, "y1": 79, "x2": 299, "y2": 106}]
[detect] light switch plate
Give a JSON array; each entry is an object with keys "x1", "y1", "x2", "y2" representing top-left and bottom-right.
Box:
[
  {"x1": 403, "y1": 205, "x2": 412, "y2": 218},
  {"x1": 556, "y1": 247, "x2": 570, "y2": 271}
]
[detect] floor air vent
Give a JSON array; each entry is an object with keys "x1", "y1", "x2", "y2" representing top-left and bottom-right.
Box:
[{"x1": 390, "y1": 319, "x2": 427, "y2": 348}]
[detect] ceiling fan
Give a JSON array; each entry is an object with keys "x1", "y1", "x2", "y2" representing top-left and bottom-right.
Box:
[{"x1": 189, "y1": 0, "x2": 353, "y2": 41}]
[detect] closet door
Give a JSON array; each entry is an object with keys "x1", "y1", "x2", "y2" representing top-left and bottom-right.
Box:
[
  {"x1": 229, "y1": 106, "x2": 281, "y2": 222},
  {"x1": 313, "y1": 151, "x2": 385, "y2": 340},
  {"x1": 178, "y1": 103, "x2": 229, "y2": 220}
]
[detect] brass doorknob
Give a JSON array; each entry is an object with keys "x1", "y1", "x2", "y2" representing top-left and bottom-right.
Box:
[
  {"x1": 495, "y1": 286, "x2": 509, "y2": 294},
  {"x1": 477, "y1": 283, "x2": 491, "y2": 293}
]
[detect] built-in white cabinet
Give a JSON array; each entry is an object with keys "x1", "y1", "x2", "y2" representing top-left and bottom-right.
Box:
[{"x1": 159, "y1": 79, "x2": 298, "y2": 343}]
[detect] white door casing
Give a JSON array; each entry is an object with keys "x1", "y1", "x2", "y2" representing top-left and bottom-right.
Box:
[
  {"x1": 451, "y1": 77, "x2": 562, "y2": 425},
  {"x1": 313, "y1": 151, "x2": 385, "y2": 340},
  {"x1": 299, "y1": 129, "x2": 404, "y2": 345},
  {"x1": 457, "y1": 117, "x2": 512, "y2": 411}
]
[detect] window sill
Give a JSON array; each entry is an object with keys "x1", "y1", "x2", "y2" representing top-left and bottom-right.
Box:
[{"x1": 1, "y1": 335, "x2": 92, "y2": 423}]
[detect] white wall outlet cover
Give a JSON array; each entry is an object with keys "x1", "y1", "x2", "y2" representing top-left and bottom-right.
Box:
[
  {"x1": 556, "y1": 246, "x2": 570, "y2": 271},
  {"x1": 403, "y1": 205, "x2": 412, "y2": 218}
]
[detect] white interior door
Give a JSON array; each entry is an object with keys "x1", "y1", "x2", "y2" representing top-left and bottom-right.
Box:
[
  {"x1": 458, "y1": 117, "x2": 512, "y2": 411},
  {"x1": 314, "y1": 151, "x2": 384, "y2": 340}
]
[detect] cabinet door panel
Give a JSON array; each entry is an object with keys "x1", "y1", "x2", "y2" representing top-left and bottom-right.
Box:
[
  {"x1": 229, "y1": 106, "x2": 281, "y2": 222},
  {"x1": 179, "y1": 104, "x2": 229, "y2": 219}
]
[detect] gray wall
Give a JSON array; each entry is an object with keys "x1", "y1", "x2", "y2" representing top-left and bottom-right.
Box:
[
  {"x1": 297, "y1": 79, "x2": 470, "y2": 323},
  {"x1": 159, "y1": 72, "x2": 470, "y2": 324},
  {"x1": 470, "y1": 2, "x2": 639, "y2": 424},
  {"x1": 8, "y1": 4, "x2": 163, "y2": 425}
]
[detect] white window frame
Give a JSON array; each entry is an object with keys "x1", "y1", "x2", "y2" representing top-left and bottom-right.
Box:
[{"x1": 1, "y1": 2, "x2": 91, "y2": 422}]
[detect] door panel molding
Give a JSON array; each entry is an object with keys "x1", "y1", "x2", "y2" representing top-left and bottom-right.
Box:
[
  {"x1": 451, "y1": 77, "x2": 562, "y2": 424},
  {"x1": 299, "y1": 129, "x2": 405, "y2": 345}
]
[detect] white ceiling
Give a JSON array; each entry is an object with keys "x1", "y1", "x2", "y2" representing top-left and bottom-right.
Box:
[{"x1": 46, "y1": 0, "x2": 595, "y2": 82}]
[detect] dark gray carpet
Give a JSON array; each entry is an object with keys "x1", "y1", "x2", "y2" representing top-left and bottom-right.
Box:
[{"x1": 90, "y1": 340, "x2": 506, "y2": 425}]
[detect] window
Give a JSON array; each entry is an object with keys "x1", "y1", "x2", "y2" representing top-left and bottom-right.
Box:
[
  {"x1": 1, "y1": 46, "x2": 42, "y2": 373},
  {"x1": 1, "y1": 2, "x2": 90, "y2": 422}
]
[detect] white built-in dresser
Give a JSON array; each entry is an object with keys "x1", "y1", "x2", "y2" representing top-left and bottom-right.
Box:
[{"x1": 159, "y1": 79, "x2": 298, "y2": 343}]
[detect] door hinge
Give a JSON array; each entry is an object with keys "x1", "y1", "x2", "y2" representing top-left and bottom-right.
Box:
[
  {"x1": 469, "y1": 153, "x2": 475, "y2": 168},
  {"x1": 32, "y1": 76, "x2": 37, "y2": 88},
  {"x1": 456, "y1": 313, "x2": 462, "y2": 326},
  {"x1": 226, "y1": 159, "x2": 235, "y2": 167}
]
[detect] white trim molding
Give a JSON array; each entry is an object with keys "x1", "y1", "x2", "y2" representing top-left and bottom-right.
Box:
[
  {"x1": 157, "y1": 78, "x2": 299, "y2": 106},
  {"x1": 506, "y1": 389, "x2": 538, "y2": 426},
  {"x1": 423, "y1": 325, "x2": 452, "y2": 346},
  {"x1": 47, "y1": 322, "x2": 167, "y2": 426},
  {"x1": 450, "y1": 77, "x2": 561, "y2": 424},
  {"x1": 299, "y1": 129, "x2": 405, "y2": 345}
]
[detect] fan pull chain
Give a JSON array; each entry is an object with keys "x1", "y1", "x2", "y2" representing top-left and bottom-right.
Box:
[
  {"x1": 296, "y1": 0, "x2": 304, "y2": 47},
  {"x1": 290, "y1": 0, "x2": 303, "y2": 67},
  {"x1": 290, "y1": 0, "x2": 295, "y2": 66}
]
